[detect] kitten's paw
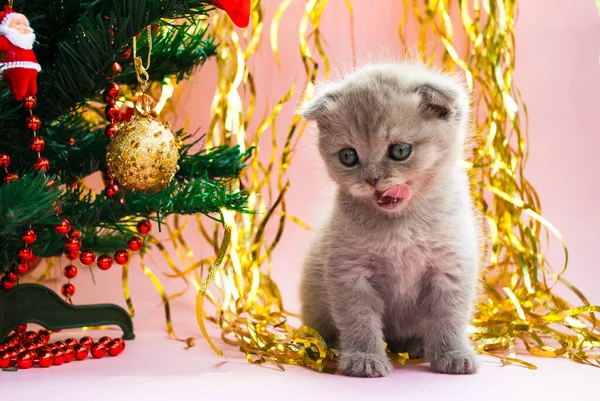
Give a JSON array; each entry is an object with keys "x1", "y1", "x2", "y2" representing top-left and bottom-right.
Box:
[
  {"x1": 387, "y1": 337, "x2": 424, "y2": 359},
  {"x1": 430, "y1": 348, "x2": 480, "y2": 374},
  {"x1": 339, "y1": 351, "x2": 391, "y2": 378}
]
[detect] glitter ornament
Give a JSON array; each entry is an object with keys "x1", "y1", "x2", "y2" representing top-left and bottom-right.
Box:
[
  {"x1": 23, "y1": 95, "x2": 37, "y2": 109},
  {"x1": 33, "y1": 157, "x2": 50, "y2": 172},
  {"x1": 105, "y1": 114, "x2": 181, "y2": 191}
]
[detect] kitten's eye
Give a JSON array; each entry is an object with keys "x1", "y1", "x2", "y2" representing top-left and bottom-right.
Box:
[
  {"x1": 338, "y1": 148, "x2": 359, "y2": 167},
  {"x1": 388, "y1": 143, "x2": 412, "y2": 161}
]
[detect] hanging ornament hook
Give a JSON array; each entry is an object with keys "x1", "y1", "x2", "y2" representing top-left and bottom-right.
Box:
[{"x1": 132, "y1": 25, "x2": 155, "y2": 114}]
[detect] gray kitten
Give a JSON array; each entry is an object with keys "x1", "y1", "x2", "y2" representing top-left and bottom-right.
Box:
[{"x1": 300, "y1": 63, "x2": 481, "y2": 377}]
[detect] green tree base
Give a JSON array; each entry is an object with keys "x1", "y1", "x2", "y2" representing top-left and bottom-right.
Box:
[{"x1": 0, "y1": 283, "x2": 134, "y2": 341}]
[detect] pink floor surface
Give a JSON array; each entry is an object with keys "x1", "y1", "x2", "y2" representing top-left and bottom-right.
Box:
[{"x1": 1, "y1": 293, "x2": 596, "y2": 401}]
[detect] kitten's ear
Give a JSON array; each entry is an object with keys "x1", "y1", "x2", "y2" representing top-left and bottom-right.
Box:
[
  {"x1": 300, "y1": 83, "x2": 342, "y2": 121},
  {"x1": 412, "y1": 83, "x2": 462, "y2": 121}
]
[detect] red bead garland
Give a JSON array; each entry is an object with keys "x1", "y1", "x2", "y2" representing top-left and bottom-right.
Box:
[
  {"x1": 114, "y1": 250, "x2": 129, "y2": 265},
  {"x1": 128, "y1": 236, "x2": 142, "y2": 251},
  {"x1": 63, "y1": 265, "x2": 78, "y2": 279},
  {"x1": 0, "y1": 326, "x2": 126, "y2": 369},
  {"x1": 96, "y1": 255, "x2": 113, "y2": 271},
  {"x1": 79, "y1": 250, "x2": 96, "y2": 265},
  {"x1": 137, "y1": 219, "x2": 152, "y2": 235},
  {"x1": 21, "y1": 229, "x2": 37, "y2": 245}
]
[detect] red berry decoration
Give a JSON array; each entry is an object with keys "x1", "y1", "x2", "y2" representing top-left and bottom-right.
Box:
[
  {"x1": 18, "y1": 247, "x2": 33, "y2": 261},
  {"x1": 1, "y1": 278, "x2": 14, "y2": 291},
  {"x1": 105, "y1": 103, "x2": 120, "y2": 121},
  {"x1": 15, "y1": 324, "x2": 27, "y2": 334},
  {"x1": 114, "y1": 250, "x2": 129, "y2": 265},
  {"x1": 3, "y1": 172, "x2": 19, "y2": 183},
  {"x1": 105, "y1": 123, "x2": 118, "y2": 138},
  {"x1": 79, "y1": 249, "x2": 96, "y2": 265},
  {"x1": 0, "y1": 153, "x2": 11, "y2": 168},
  {"x1": 105, "y1": 183, "x2": 120, "y2": 198},
  {"x1": 0, "y1": 352, "x2": 11, "y2": 368},
  {"x1": 113, "y1": 338, "x2": 126, "y2": 352},
  {"x1": 122, "y1": 49, "x2": 131, "y2": 59},
  {"x1": 23, "y1": 95, "x2": 37, "y2": 109},
  {"x1": 61, "y1": 283, "x2": 75, "y2": 297},
  {"x1": 21, "y1": 229, "x2": 37, "y2": 244},
  {"x1": 106, "y1": 82, "x2": 121, "y2": 99},
  {"x1": 80, "y1": 336, "x2": 94, "y2": 350},
  {"x1": 62, "y1": 346, "x2": 75, "y2": 363},
  {"x1": 96, "y1": 255, "x2": 113, "y2": 271},
  {"x1": 17, "y1": 262, "x2": 29, "y2": 275},
  {"x1": 137, "y1": 220, "x2": 152, "y2": 235},
  {"x1": 107, "y1": 340, "x2": 122, "y2": 356},
  {"x1": 74, "y1": 344, "x2": 89, "y2": 360},
  {"x1": 63, "y1": 265, "x2": 78, "y2": 279},
  {"x1": 23, "y1": 331, "x2": 37, "y2": 342},
  {"x1": 65, "y1": 250, "x2": 80, "y2": 260},
  {"x1": 7, "y1": 271, "x2": 18, "y2": 283},
  {"x1": 65, "y1": 236, "x2": 82, "y2": 252},
  {"x1": 17, "y1": 351, "x2": 34, "y2": 369},
  {"x1": 55, "y1": 218, "x2": 71, "y2": 235},
  {"x1": 52, "y1": 349, "x2": 65, "y2": 365},
  {"x1": 98, "y1": 336, "x2": 112, "y2": 347},
  {"x1": 33, "y1": 157, "x2": 50, "y2": 172},
  {"x1": 69, "y1": 137, "x2": 76, "y2": 146},
  {"x1": 111, "y1": 62, "x2": 122, "y2": 73},
  {"x1": 29, "y1": 136, "x2": 45, "y2": 152},
  {"x1": 91, "y1": 343, "x2": 106, "y2": 359},
  {"x1": 38, "y1": 330, "x2": 50, "y2": 342},
  {"x1": 25, "y1": 115, "x2": 41, "y2": 131},
  {"x1": 38, "y1": 350, "x2": 54, "y2": 367},
  {"x1": 69, "y1": 228, "x2": 81, "y2": 238},
  {"x1": 128, "y1": 236, "x2": 142, "y2": 252}
]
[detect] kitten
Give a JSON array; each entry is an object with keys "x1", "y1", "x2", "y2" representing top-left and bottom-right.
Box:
[{"x1": 299, "y1": 63, "x2": 481, "y2": 377}]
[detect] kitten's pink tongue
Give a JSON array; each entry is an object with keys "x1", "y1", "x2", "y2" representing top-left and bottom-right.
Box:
[{"x1": 382, "y1": 184, "x2": 412, "y2": 201}]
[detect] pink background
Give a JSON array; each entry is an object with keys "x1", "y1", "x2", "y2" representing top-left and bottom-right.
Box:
[{"x1": 3, "y1": 1, "x2": 599, "y2": 398}]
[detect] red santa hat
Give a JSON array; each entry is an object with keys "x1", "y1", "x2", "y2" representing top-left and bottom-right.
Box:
[{"x1": 0, "y1": 5, "x2": 14, "y2": 28}]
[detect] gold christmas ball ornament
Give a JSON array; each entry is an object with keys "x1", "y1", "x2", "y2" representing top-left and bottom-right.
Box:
[{"x1": 106, "y1": 115, "x2": 182, "y2": 191}]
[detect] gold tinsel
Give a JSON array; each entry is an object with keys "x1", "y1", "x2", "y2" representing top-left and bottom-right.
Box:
[
  {"x1": 187, "y1": 0, "x2": 600, "y2": 371},
  {"x1": 71, "y1": 1, "x2": 600, "y2": 371}
]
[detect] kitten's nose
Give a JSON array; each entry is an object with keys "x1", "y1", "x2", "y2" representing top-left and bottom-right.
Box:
[{"x1": 365, "y1": 177, "x2": 379, "y2": 187}]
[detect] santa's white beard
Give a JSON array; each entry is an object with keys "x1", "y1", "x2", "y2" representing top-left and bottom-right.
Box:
[{"x1": 0, "y1": 25, "x2": 35, "y2": 50}]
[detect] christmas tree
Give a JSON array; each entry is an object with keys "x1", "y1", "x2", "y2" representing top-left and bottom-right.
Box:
[{"x1": 0, "y1": 0, "x2": 250, "y2": 334}]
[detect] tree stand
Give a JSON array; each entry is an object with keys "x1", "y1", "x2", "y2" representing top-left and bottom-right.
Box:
[{"x1": 0, "y1": 283, "x2": 134, "y2": 342}]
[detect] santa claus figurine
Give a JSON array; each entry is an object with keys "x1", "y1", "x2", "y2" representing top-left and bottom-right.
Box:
[{"x1": 0, "y1": 5, "x2": 40, "y2": 101}]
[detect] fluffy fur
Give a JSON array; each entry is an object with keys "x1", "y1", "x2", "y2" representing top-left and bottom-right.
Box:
[{"x1": 300, "y1": 63, "x2": 481, "y2": 377}]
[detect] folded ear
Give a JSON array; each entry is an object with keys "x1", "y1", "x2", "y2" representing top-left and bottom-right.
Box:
[
  {"x1": 412, "y1": 83, "x2": 462, "y2": 121},
  {"x1": 300, "y1": 83, "x2": 342, "y2": 121}
]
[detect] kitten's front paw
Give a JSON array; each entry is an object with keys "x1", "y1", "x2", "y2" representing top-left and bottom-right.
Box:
[
  {"x1": 430, "y1": 348, "x2": 479, "y2": 374},
  {"x1": 339, "y1": 351, "x2": 391, "y2": 378}
]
